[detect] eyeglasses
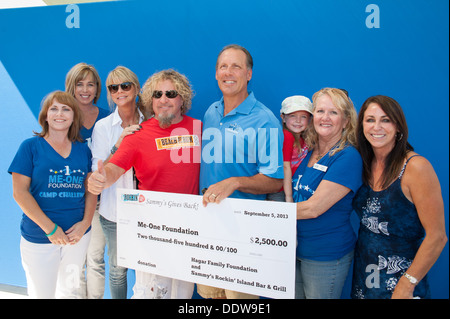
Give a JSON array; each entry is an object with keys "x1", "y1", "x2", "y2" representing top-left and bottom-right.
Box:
[
  {"x1": 108, "y1": 82, "x2": 133, "y2": 94},
  {"x1": 152, "y1": 90, "x2": 179, "y2": 99}
]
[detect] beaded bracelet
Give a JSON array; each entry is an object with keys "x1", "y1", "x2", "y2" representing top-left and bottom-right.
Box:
[{"x1": 46, "y1": 224, "x2": 58, "y2": 237}]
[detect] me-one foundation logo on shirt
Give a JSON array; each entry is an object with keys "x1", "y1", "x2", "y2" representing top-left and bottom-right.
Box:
[
  {"x1": 41, "y1": 165, "x2": 87, "y2": 198},
  {"x1": 48, "y1": 165, "x2": 86, "y2": 188},
  {"x1": 155, "y1": 135, "x2": 200, "y2": 151}
]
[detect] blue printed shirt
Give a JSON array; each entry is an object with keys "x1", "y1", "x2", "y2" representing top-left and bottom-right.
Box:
[
  {"x1": 292, "y1": 145, "x2": 363, "y2": 261},
  {"x1": 8, "y1": 136, "x2": 92, "y2": 243}
]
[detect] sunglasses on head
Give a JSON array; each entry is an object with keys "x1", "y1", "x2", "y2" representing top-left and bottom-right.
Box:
[
  {"x1": 108, "y1": 82, "x2": 133, "y2": 94},
  {"x1": 152, "y1": 90, "x2": 179, "y2": 99}
]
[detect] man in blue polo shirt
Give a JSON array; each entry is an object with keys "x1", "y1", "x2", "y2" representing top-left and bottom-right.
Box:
[{"x1": 198, "y1": 44, "x2": 284, "y2": 299}]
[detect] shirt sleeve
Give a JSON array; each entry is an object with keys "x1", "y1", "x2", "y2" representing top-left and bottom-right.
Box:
[
  {"x1": 257, "y1": 119, "x2": 284, "y2": 179},
  {"x1": 8, "y1": 138, "x2": 34, "y2": 177},
  {"x1": 323, "y1": 146, "x2": 363, "y2": 193},
  {"x1": 283, "y1": 130, "x2": 294, "y2": 162}
]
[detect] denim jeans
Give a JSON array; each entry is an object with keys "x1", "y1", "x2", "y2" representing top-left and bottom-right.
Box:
[
  {"x1": 100, "y1": 215, "x2": 128, "y2": 299},
  {"x1": 266, "y1": 190, "x2": 286, "y2": 202},
  {"x1": 78, "y1": 209, "x2": 106, "y2": 299},
  {"x1": 295, "y1": 250, "x2": 354, "y2": 299}
]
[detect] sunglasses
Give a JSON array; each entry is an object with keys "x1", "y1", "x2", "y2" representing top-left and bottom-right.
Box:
[
  {"x1": 152, "y1": 90, "x2": 179, "y2": 99},
  {"x1": 108, "y1": 82, "x2": 133, "y2": 94}
]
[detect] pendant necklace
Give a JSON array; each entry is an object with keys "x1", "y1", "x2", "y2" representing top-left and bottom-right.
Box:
[
  {"x1": 316, "y1": 149, "x2": 329, "y2": 160},
  {"x1": 315, "y1": 142, "x2": 340, "y2": 160}
]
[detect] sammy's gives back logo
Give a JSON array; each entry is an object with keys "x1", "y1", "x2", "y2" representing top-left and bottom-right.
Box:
[{"x1": 122, "y1": 193, "x2": 145, "y2": 203}]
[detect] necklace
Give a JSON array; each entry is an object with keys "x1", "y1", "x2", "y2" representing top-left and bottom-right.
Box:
[
  {"x1": 315, "y1": 141, "x2": 340, "y2": 160},
  {"x1": 316, "y1": 150, "x2": 329, "y2": 160},
  {"x1": 121, "y1": 110, "x2": 140, "y2": 128}
]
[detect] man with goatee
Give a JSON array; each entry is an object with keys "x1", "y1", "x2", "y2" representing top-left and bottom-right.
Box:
[{"x1": 88, "y1": 69, "x2": 201, "y2": 299}]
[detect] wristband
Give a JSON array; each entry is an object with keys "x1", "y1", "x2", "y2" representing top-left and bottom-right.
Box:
[
  {"x1": 46, "y1": 224, "x2": 58, "y2": 237},
  {"x1": 111, "y1": 145, "x2": 118, "y2": 154}
]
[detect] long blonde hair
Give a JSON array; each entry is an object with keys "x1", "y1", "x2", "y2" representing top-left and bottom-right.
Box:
[{"x1": 304, "y1": 88, "x2": 357, "y2": 156}]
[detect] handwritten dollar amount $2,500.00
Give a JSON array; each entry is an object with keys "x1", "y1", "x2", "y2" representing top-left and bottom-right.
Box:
[{"x1": 250, "y1": 237, "x2": 289, "y2": 247}]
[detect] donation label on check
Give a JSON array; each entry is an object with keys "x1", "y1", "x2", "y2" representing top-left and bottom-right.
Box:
[{"x1": 116, "y1": 189, "x2": 296, "y2": 299}]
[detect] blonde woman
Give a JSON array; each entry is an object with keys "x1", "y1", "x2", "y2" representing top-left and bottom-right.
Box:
[
  {"x1": 293, "y1": 88, "x2": 363, "y2": 298},
  {"x1": 9, "y1": 91, "x2": 96, "y2": 298},
  {"x1": 90, "y1": 66, "x2": 145, "y2": 298}
]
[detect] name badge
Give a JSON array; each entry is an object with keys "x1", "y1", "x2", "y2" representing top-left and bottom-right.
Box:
[{"x1": 313, "y1": 163, "x2": 328, "y2": 172}]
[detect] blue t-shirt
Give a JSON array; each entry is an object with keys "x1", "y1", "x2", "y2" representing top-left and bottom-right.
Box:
[
  {"x1": 8, "y1": 136, "x2": 92, "y2": 243},
  {"x1": 80, "y1": 106, "x2": 110, "y2": 146},
  {"x1": 199, "y1": 92, "x2": 284, "y2": 200},
  {"x1": 292, "y1": 145, "x2": 363, "y2": 261}
]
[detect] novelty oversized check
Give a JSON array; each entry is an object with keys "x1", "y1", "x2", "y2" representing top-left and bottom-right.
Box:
[{"x1": 116, "y1": 189, "x2": 296, "y2": 299}]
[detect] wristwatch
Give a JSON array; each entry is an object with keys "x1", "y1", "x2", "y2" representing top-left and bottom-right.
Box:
[
  {"x1": 111, "y1": 145, "x2": 118, "y2": 154},
  {"x1": 403, "y1": 272, "x2": 418, "y2": 285}
]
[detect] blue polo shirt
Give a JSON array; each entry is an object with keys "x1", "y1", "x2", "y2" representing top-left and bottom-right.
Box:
[{"x1": 200, "y1": 92, "x2": 284, "y2": 200}]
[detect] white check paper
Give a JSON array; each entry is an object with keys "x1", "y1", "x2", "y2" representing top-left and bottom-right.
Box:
[{"x1": 116, "y1": 189, "x2": 296, "y2": 299}]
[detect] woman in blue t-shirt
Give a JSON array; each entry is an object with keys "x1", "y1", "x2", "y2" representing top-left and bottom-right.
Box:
[
  {"x1": 292, "y1": 88, "x2": 363, "y2": 299},
  {"x1": 9, "y1": 91, "x2": 97, "y2": 298}
]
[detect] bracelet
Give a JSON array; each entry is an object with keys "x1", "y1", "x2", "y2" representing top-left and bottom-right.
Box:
[
  {"x1": 403, "y1": 272, "x2": 418, "y2": 285},
  {"x1": 46, "y1": 224, "x2": 58, "y2": 237},
  {"x1": 111, "y1": 145, "x2": 118, "y2": 154}
]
